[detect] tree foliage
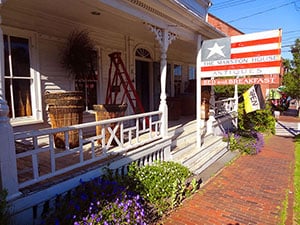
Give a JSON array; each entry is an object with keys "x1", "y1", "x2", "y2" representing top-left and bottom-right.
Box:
[
  {"x1": 214, "y1": 83, "x2": 251, "y2": 99},
  {"x1": 283, "y1": 39, "x2": 300, "y2": 100}
]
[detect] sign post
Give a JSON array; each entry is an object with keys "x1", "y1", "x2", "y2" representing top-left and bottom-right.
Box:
[
  {"x1": 196, "y1": 35, "x2": 202, "y2": 149},
  {"x1": 198, "y1": 29, "x2": 282, "y2": 148}
]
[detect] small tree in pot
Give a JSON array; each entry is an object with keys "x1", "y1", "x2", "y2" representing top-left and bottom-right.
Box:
[
  {"x1": 45, "y1": 30, "x2": 96, "y2": 148},
  {"x1": 61, "y1": 29, "x2": 96, "y2": 80}
]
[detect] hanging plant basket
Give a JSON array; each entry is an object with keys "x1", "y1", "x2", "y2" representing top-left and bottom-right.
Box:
[{"x1": 61, "y1": 29, "x2": 95, "y2": 79}]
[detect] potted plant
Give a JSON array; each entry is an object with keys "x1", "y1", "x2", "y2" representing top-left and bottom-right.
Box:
[
  {"x1": 45, "y1": 30, "x2": 95, "y2": 148},
  {"x1": 61, "y1": 29, "x2": 96, "y2": 80}
]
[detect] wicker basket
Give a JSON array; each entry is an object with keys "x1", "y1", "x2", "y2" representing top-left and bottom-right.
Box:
[
  {"x1": 45, "y1": 92, "x2": 84, "y2": 148},
  {"x1": 93, "y1": 104, "x2": 127, "y2": 145}
]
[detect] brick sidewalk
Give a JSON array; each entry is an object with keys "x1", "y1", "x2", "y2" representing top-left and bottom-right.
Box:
[{"x1": 160, "y1": 135, "x2": 295, "y2": 225}]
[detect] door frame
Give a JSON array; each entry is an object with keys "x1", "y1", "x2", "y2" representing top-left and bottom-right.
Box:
[{"x1": 134, "y1": 47, "x2": 154, "y2": 111}]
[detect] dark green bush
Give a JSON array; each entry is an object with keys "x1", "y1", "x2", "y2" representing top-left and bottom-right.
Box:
[
  {"x1": 126, "y1": 161, "x2": 194, "y2": 215},
  {"x1": 42, "y1": 161, "x2": 197, "y2": 224},
  {"x1": 237, "y1": 102, "x2": 276, "y2": 134}
]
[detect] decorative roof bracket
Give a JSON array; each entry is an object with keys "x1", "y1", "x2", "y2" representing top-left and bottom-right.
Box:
[{"x1": 146, "y1": 23, "x2": 176, "y2": 52}]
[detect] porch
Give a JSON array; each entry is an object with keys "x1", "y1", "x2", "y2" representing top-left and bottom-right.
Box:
[
  {"x1": 5, "y1": 98, "x2": 237, "y2": 225},
  {"x1": 0, "y1": 1, "x2": 238, "y2": 224}
]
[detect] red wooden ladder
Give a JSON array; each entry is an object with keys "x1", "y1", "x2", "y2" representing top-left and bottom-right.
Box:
[{"x1": 105, "y1": 52, "x2": 146, "y2": 115}]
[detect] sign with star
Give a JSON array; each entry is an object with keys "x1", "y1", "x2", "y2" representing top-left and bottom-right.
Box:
[{"x1": 200, "y1": 29, "x2": 282, "y2": 78}]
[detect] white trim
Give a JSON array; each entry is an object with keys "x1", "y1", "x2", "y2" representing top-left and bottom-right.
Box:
[{"x1": 2, "y1": 26, "x2": 43, "y2": 125}]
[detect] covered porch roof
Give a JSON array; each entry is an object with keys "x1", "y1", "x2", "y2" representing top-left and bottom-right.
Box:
[{"x1": 0, "y1": 0, "x2": 225, "y2": 44}]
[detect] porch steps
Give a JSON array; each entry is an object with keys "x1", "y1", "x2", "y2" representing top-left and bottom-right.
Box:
[
  {"x1": 169, "y1": 119, "x2": 197, "y2": 158},
  {"x1": 169, "y1": 119, "x2": 231, "y2": 175},
  {"x1": 188, "y1": 136, "x2": 228, "y2": 174}
]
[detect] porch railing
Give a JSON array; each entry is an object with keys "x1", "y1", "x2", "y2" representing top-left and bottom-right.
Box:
[
  {"x1": 214, "y1": 97, "x2": 237, "y2": 118},
  {"x1": 14, "y1": 111, "x2": 162, "y2": 189}
]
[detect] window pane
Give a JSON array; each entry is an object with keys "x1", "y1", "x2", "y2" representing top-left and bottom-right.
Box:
[
  {"x1": 10, "y1": 36, "x2": 30, "y2": 77},
  {"x1": 189, "y1": 66, "x2": 196, "y2": 80},
  {"x1": 75, "y1": 81, "x2": 97, "y2": 110},
  {"x1": 3, "y1": 35, "x2": 10, "y2": 76},
  {"x1": 12, "y1": 79, "x2": 32, "y2": 117},
  {"x1": 5, "y1": 78, "x2": 12, "y2": 118},
  {"x1": 174, "y1": 64, "x2": 182, "y2": 76},
  {"x1": 75, "y1": 50, "x2": 98, "y2": 110}
]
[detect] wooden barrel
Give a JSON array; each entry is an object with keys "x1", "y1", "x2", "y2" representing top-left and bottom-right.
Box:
[
  {"x1": 45, "y1": 91, "x2": 84, "y2": 148},
  {"x1": 93, "y1": 104, "x2": 127, "y2": 145}
]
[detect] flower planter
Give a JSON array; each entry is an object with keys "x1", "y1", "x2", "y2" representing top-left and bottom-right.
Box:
[
  {"x1": 274, "y1": 110, "x2": 280, "y2": 119},
  {"x1": 93, "y1": 104, "x2": 127, "y2": 145},
  {"x1": 45, "y1": 91, "x2": 84, "y2": 148}
]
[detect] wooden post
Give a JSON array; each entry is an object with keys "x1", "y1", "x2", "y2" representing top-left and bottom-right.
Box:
[
  {"x1": 147, "y1": 24, "x2": 176, "y2": 137},
  {"x1": 0, "y1": 18, "x2": 21, "y2": 200},
  {"x1": 196, "y1": 35, "x2": 203, "y2": 149}
]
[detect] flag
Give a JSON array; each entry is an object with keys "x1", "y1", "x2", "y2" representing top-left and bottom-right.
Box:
[
  {"x1": 200, "y1": 29, "x2": 282, "y2": 78},
  {"x1": 243, "y1": 84, "x2": 265, "y2": 114}
]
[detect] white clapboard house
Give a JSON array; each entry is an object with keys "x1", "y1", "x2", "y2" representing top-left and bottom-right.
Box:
[{"x1": 0, "y1": 1, "x2": 238, "y2": 223}]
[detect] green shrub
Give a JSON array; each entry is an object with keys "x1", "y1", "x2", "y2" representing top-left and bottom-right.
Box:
[
  {"x1": 42, "y1": 161, "x2": 197, "y2": 224},
  {"x1": 238, "y1": 102, "x2": 276, "y2": 134},
  {"x1": 126, "y1": 161, "x2": 193, "y2": 215}
]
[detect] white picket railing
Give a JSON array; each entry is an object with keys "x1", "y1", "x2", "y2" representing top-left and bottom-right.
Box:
[
  {"x1": 10, "y1": 99, "x2": 237, "y2": 225},
  {"x1": 14, "y1": 111, "x2": 163, "y2": 189},
  {"x1": 215, "y1": 97, "x2": 237, "y2": 118}
]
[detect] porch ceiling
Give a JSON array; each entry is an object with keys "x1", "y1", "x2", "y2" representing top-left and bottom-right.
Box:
[{"x1": 1, "y1": 0, "x2": 224, "y2": 43}]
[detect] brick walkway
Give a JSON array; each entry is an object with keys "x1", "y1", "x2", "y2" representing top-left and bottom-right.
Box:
[{"x1": 160, "y1": 134, "x2": 295, "y2": 225}]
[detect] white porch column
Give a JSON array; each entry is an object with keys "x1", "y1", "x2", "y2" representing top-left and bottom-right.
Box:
[
  {"x1": 207, "y1": 85, "x2": 216, "y2": 134},
  {"x1": 196, "y1": 35, "x2": 202, "y2": 149},
  {"x1": 147, "y1": 25, "x2": 176, "y2": 137},
  {"x1": 233, "y1": 82, "x2": 238, "y2": 128},
  {"x1": 0, "y1": 17, "x2": 21, "y2": 200}
]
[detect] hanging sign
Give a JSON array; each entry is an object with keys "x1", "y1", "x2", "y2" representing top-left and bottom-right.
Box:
[{"x1": 200, "y1": 29, "x2": 282, "y2": 78}]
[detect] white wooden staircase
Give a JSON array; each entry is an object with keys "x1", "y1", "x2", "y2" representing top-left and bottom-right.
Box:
[{"x1": 169, "y1": 119, "x2": 230, "y2": 174}]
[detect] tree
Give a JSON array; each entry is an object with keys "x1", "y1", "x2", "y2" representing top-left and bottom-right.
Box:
[
  {"x1": 283, "y1": 38, "x2": 300, "y2": 116},
  {"x1": 214, "y1": 83, "x2": 251, "y2": 99}
]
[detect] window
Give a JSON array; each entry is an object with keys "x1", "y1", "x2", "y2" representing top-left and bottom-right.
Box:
[
  {"x1": 4, "y1": 34, "x2": 32, "y2": 119},
  {"x1": 173, "y1": 64, "x2": 182, "y2": 96},
  {"x1": 174, "y1": 64, "x2": 182, "y2": 77},
  {"x1": 188, "y1": 65, "x2": 196, "y2": 80},
  {"x1": 75, "y1": 50, "x2": 98, "y2": 110},
  {"x1": 4, "y1": 29, "x2": 41, "y2": 124},
  {"x1": 135, "y1": 48, "x2": 151, "y2": 59}
]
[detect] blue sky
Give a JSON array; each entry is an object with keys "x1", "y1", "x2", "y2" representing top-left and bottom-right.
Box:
[{"x1": 209, "y1": 0, "x2": 300, "y2": 60}]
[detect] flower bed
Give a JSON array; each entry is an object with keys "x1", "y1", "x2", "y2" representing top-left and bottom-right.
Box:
[
  {"x1": 224, "y1": 130, "x2": 264, "y2": 155},
  {"x1": 41, "y1": 161, "x2": 199, "y2": 225}
]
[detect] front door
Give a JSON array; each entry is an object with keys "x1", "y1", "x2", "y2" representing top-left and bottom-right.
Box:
[{"x1": 135, "y1": 60, "x2": 150, "y2": 112}]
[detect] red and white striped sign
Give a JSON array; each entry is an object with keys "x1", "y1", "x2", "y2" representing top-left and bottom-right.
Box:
[{"x1": 200, "y1": 29, "x2": 282, "y2": 78}]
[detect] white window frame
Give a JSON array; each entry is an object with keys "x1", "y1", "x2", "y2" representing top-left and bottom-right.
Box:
[{"x1": 3, "y1": 26, "x2": 42, "y2": 126}]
